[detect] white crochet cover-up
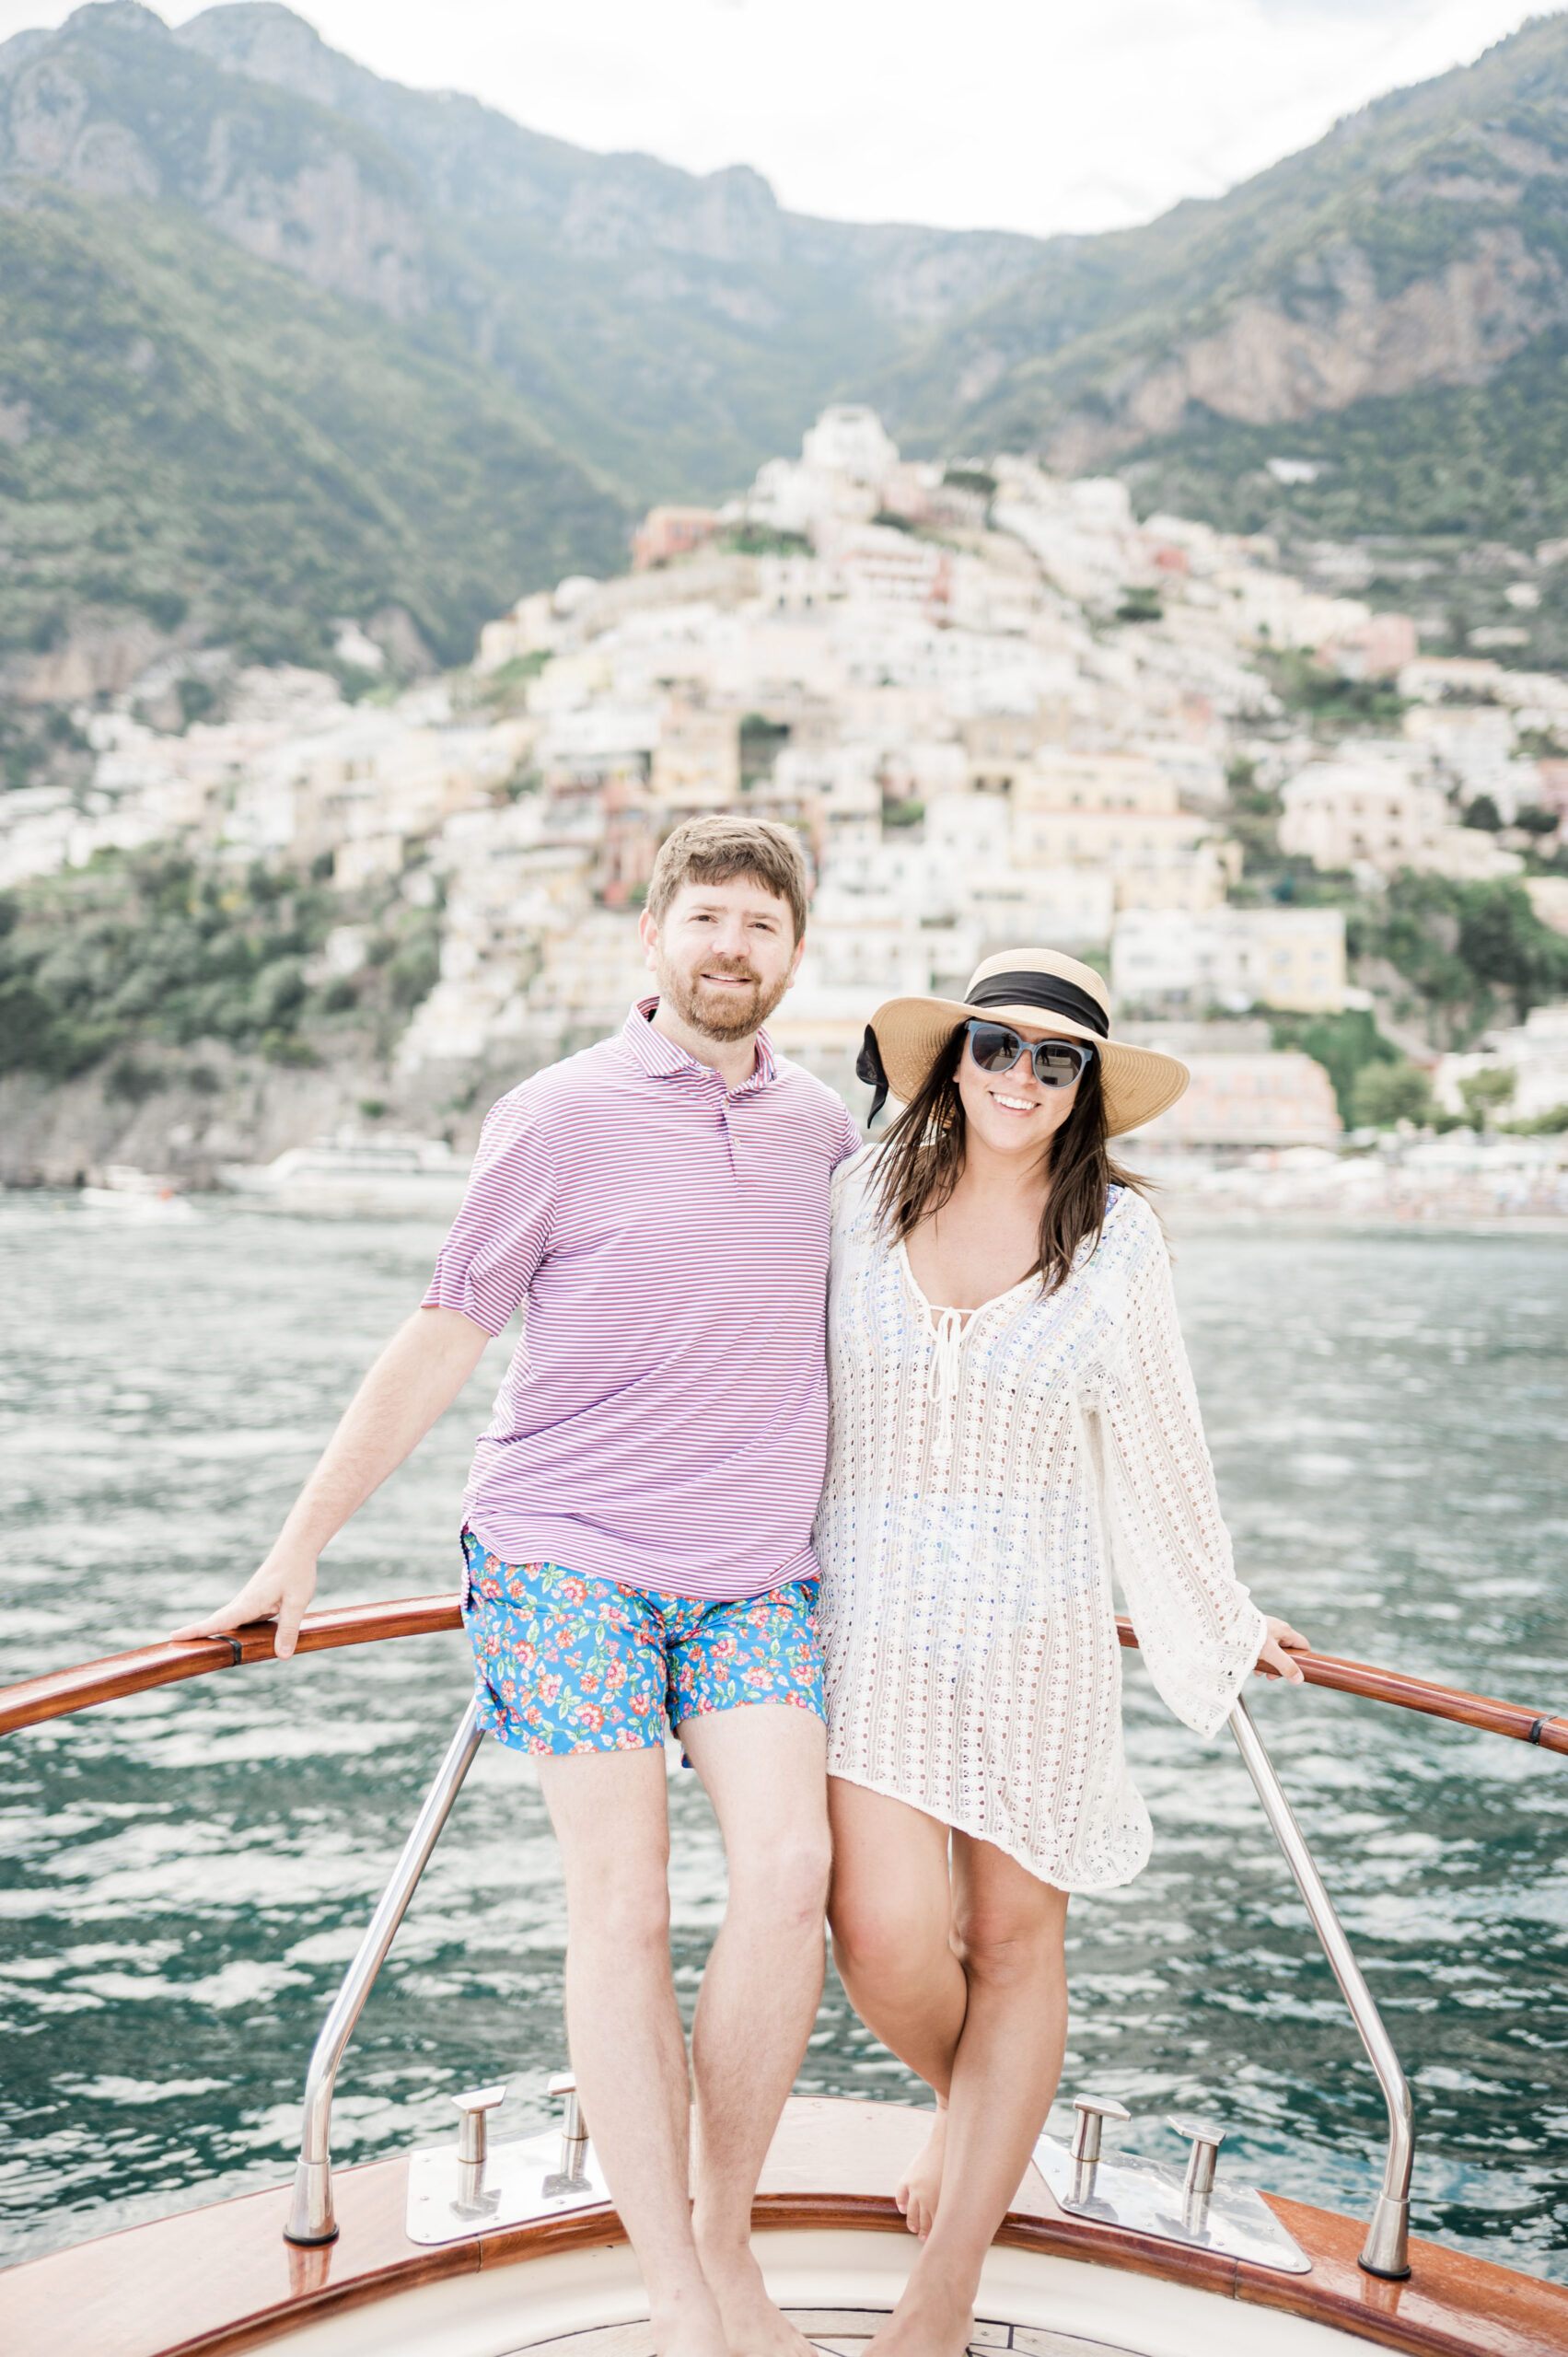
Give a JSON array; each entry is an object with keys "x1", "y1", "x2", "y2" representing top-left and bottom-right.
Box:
[{"x1": 816, "y1": 1152, "x2": 1267, "y2": 1891}]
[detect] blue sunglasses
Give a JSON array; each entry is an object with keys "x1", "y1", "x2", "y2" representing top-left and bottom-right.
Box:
[{"x1": 965, "y1": 1019, "x2": 1096, "y2": 1088}]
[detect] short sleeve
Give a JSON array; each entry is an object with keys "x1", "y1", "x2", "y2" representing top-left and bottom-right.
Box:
[
  {"x1": 832, "y1": 1100, "x2": 863, "y2": 1165},
  {"x1": 422, "y1": 1091, "x2": 557, "y2": 1336},
  {"x1": 1086, "y1": 1204, "x2": 1266, "y2": 1738}
]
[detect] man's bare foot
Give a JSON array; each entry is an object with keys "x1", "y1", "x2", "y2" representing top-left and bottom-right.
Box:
[
  {"x1": 895, "y1": 2107, "x2": 947, "y2": 2240},
  {"x1": 648, "y1": 2275, "x2": 733, "y2": 2357},
  {"x1": 691, "y1": 2228, "x2": 815, "y2": 2357},
  {"x1": 865, "y1": 2271, "x2": 973, "y2": 2357}
]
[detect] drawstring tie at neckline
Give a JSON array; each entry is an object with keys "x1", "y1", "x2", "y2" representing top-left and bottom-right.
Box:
[{"x1": 928, "y1": 1306, "x2": 967, "y2": 1463}]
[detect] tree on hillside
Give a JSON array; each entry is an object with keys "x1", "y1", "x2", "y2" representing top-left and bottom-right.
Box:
[
  {"x1": 1351, "y1": 1060, "x2": 1434, "y2": 1130},
  {"x1": 1355, "y1": 875, "x2": 1568, "y2": 1044},
  {"x1": 1458, "y1": 1067, "x2": 1516, "y2": 1131},
  {"x1": 1270, "y1": 1007, "x2": 1400, "y2": 1125}
]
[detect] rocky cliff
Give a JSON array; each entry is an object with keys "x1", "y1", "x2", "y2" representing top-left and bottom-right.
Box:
[{"x1": 886, "y1": 11, "x2": 1568, "y2": 533}]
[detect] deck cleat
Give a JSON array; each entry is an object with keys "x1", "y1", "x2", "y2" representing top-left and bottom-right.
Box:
[
  {"x1": 1034, "y1": 2096, "x2": 1310, "y2": 2275},
  {"x1": 406, "y1": 2070, "x2": 610, "y2": 2246}
]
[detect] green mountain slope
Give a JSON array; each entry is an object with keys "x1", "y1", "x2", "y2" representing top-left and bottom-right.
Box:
[
  {"x1": 0, "y1": 182, "x2": 628, "y2": 670},
  {"x1": 171, "y1": 2, "x2": 1039, "y2": 502},
  {"x1": 883, "y1": 11, "x2": 1568, "y2": 530},
  {"x1": 0, "y1": 0, "x2": 1040, "y2": 674}
]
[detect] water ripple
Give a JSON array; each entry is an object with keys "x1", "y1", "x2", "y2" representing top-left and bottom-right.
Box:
[{"x1": 1, "y1": 1200, "x2": 1564, "y2": 2279}]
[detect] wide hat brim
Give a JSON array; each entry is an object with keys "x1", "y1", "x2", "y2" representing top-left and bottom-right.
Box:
[{"x1": 869, "y1": 992, "x2": 1189, "y2": 1138}]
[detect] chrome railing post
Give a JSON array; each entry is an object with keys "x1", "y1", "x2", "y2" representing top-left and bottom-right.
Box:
[
  {"x1": 1229, "y1": 1695, "x2": 1413, "y2": 2279},
  {"x1": 284, "y1": 1700, "x2": 485, "y2": 2246}
]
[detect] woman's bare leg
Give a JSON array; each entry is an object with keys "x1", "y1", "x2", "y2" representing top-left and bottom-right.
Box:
[
  {"x1": 827, "y1": 1779, "x2": 968, "y2": 2235},
  {"x1": 871, "y1": 1833, "x2": 1069, "y2": 2357}
]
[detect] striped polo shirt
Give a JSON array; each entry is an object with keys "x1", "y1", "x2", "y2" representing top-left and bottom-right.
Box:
[{"x1": 424, "y1": 999, "x2": 863, "y2": 1600}]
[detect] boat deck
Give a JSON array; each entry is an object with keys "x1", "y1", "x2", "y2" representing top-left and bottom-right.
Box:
[{"x1": 6, "y1": 2098, "x2": 1567, "y2": 2357}]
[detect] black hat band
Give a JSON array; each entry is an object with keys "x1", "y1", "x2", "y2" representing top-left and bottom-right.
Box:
[{"x1": 966, "y1": 970, "x2": 1109, "y2": 1039}]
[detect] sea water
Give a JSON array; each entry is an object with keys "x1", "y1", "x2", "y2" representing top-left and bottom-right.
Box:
[{"x1": 0, "y1": 1195, "x2": 1563, "y2": 2276}]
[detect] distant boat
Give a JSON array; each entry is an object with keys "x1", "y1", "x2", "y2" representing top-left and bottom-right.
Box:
[
  {"x1": 216, "y1": 1129, "x2": 471, "y2": 1218},
  {"x1": 78, "y1": 1166, "x2": 198, "y2": 1220}
]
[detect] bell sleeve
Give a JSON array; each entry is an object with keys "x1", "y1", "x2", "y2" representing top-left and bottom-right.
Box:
[{"x1": 1086, "y1": 1203, "x2": 1267, "y2": 1738}]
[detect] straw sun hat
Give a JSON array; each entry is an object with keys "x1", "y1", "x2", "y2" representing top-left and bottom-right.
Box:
[{"x1": 856, "y1": 947, "x2": 1190, "y2": 1138}]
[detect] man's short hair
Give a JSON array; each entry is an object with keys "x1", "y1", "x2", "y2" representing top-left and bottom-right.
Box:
[{"x1": 645, "y1": 815, "x2": 809, "y2": 942}]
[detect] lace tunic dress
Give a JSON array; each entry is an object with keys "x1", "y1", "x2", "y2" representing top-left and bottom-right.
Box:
[{"x1": 815, "y1": 1154, "x2": 1266, "y2": 1890}]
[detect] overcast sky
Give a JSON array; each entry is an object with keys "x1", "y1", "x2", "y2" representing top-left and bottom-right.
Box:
[{"x1": 0, "y1": 0, "x2": 1554, "y2": 234}]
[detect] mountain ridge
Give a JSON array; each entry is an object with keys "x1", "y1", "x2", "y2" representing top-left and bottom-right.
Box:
[
  {"x1": 887, "y1": 13, "x2": 1568, "y2": 472},
  {"x1": 8, "y1": 3, "x2": 1568, "y2": 694}
]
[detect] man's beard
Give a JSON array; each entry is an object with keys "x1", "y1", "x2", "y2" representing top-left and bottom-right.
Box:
[{"x1": 656, "y1": 953, "x2": 791, "y2": 1042}]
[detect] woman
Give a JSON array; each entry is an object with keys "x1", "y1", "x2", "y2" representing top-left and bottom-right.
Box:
[{"x1": 818, "y1": 947, "x2": 1307, "y2": 2357}]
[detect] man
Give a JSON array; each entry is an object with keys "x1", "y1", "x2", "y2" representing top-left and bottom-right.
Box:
[{"x1": 174, "y1": 814, "x2": 862, "y2": 2357}]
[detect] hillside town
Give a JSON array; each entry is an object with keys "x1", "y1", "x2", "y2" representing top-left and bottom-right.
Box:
[{"x1": 6, "y1": 405, "x2": 1568, "y2": 1215}]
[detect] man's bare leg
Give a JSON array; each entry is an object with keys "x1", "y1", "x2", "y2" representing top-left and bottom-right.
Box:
[
  {"x1": 538, "y1": 1745, "x2": 728, "y2": 2357},
  {"x1": 680, "y1": 1704, "x2": 832, "y2": 2357}
]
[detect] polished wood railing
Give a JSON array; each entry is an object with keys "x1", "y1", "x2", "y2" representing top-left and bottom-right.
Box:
[{"x1": 1, "y1": 1596, "x2": 1564, "y2": 1754}]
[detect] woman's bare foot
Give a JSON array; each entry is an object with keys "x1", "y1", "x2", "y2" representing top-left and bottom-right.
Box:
[
  {"x1": 865, "y1": 2269, "x2": 973, "y2": 2357},
  {"x1": 895, "y1": 2106, "x2": 948, "y2": 2240}
]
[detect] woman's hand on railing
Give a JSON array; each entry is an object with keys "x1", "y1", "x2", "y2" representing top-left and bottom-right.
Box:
[
  {"x1": 1258, "y1": 1615, "x2": 1311, "y2": 1685},
  {"x1": 169, "y1": 1543, "x2": 319, "y2": 1660}
]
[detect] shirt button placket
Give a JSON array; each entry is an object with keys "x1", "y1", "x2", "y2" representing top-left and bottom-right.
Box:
[{"x1": 715, "y1": 1080, "x2": 740, "y2": 1180}]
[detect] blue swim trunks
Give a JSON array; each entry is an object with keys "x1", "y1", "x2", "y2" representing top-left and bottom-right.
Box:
[{"x1": 460, "y1": 1530, "x2": 826, "y2": 1757}]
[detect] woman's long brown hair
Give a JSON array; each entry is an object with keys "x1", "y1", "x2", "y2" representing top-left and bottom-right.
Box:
[{"x1": 870, "y1": 1023, "x2": 1145, "y2": 1295}]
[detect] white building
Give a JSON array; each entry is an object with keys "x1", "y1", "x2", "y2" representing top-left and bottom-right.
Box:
[
  {"x1": 745, "y1": 405, "x2": 901, "y2": 542},
  {"x1": 801, "y1": 406, "x2": 901, "y2": 485},
  {"x1": 1210, "y1": 567, "x2": 1370, "y2": 654},
  {"x1": 1112, "y1": 904, "x2": 1346, "y2": 1014},
  {"x1": 1402, "y1": 702, "x2": 1539, "y2": 818},
  {"x1": 1279, "y1": 751, "x2": 1443, "y2": 871},
  {"x1": 1434, "y1": 1005, "x2": 1568, "y2": 1124},
  {"x1": 1132, "y1": 1051, "x2": 1342, "y2": 1148},
  {"x1": 1279, "y1": 749, "x2": 1524, "y2": 880}
]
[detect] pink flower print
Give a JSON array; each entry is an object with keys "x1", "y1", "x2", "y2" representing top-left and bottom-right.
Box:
[
  {"x1": 538, "y1": 1673, "x2": 563, "y2": 1705},
  {"x1": 604, "y1": 1657, "x2": 627, "y2": 1691},
  {"x1": 516, "y1": 1641, "x2": 537, "y2": 1671},
  {"x1": 742, "y1": 1663, "x2": 774, "y2": 1691},
  {"x1": 576, "y1": 1703, "x2": 605, "y2": 1731},
  {"x1": 579, "y1": 1671, "x2": 600, "y2": 1694},
  {"x1": 712, "y1": 1635, "x2": 738, "y2": 1661},
  {"x1": 558, "y1": 1576, "x2": 588, "y2": 1604}
]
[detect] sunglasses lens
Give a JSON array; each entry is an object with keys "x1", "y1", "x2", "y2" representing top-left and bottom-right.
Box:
[
  {"x1": 968, "y1": 1023, "x2": 1022, "y2": 1073},
  {"x1": 1033, "y1": 1044, "x2": 1087, "y2": 1087}
]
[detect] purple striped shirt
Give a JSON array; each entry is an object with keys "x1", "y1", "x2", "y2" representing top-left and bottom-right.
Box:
[{"x1": 424, "y1": 999, "x2": 862, "y2": 1599}]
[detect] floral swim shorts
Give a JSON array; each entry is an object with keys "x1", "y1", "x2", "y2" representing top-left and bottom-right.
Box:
[{"x1": 459, "y1": 1530, "x2": 826, "y2": 1757}]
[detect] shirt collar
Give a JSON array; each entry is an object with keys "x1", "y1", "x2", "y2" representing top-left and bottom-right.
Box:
[{"x1": 620, "y1": 997, "x2": 778, "y2": 1094}]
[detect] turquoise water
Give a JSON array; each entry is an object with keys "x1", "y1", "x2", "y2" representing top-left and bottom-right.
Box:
[{"x1": 0, "y1": 1195, "x2": 1564, "y2": 2279}]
